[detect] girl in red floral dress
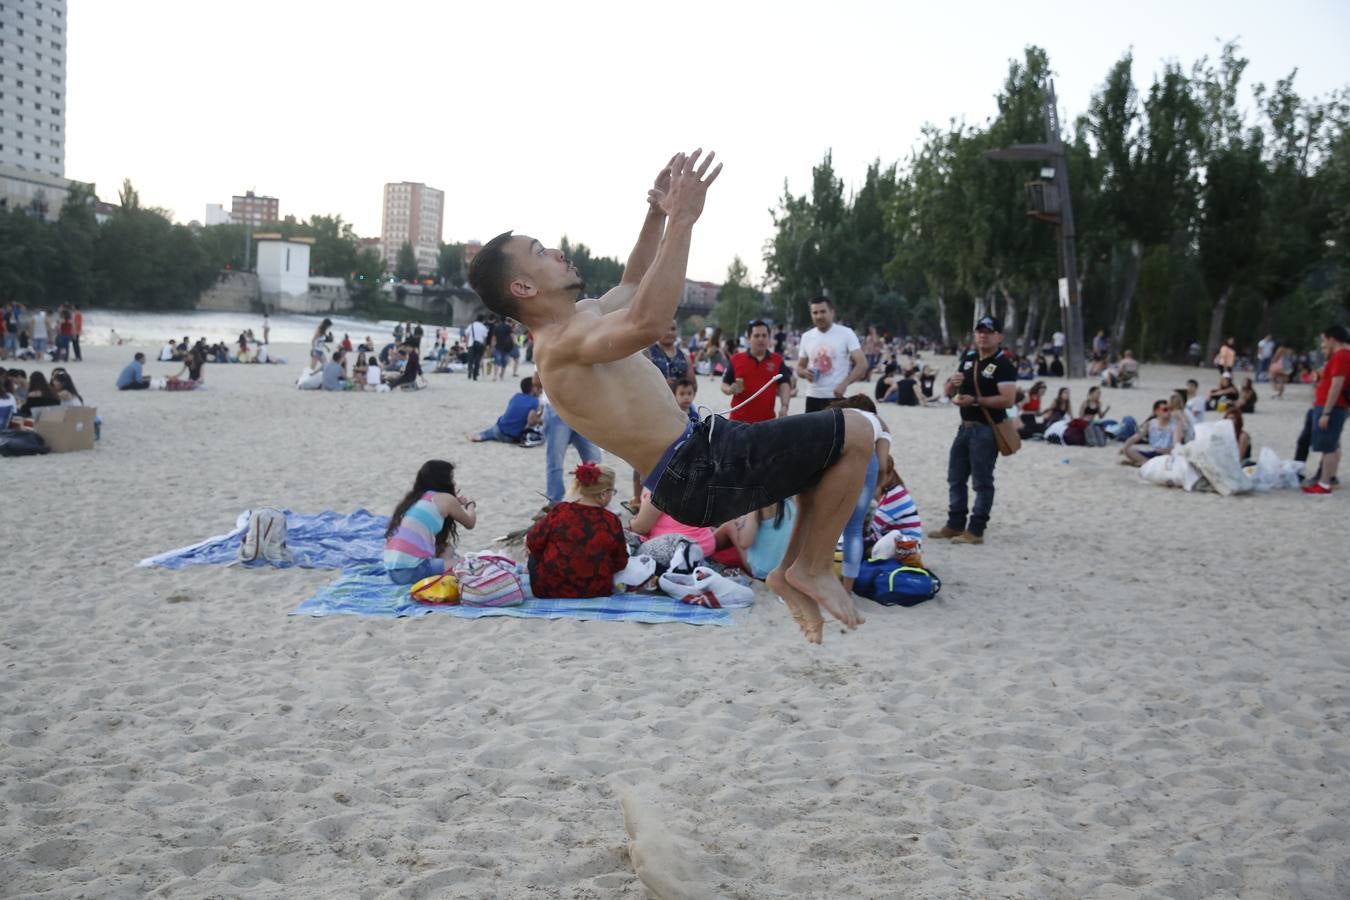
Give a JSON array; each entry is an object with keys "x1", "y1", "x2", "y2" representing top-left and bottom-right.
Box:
[{"x1": 526, "y1": 462, "x2": 630, "y2": 598}]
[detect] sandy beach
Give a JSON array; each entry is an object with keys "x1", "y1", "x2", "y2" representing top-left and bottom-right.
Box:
[{"x1": 2, "y1": 341, "x2": 1347, "y2": 899}]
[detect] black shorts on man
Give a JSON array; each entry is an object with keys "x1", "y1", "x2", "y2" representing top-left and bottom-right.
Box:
[{"x1": 648, "y1": 409, "x2": 846, "y2": 527}]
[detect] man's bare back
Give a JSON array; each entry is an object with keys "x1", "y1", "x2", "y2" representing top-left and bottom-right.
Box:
[{"x1": 533, "y1": 310, "x2": 689, "y2": 475}]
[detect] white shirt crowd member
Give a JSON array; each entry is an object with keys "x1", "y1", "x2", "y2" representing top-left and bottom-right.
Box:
[{"x1": 798, "y1": 324, "x2": 861, "y2": 400}]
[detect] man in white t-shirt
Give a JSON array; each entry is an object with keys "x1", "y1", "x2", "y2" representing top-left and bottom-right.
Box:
[
  {"x1": 795, "y1": 296, "x2": 867, "y2": 413},
  {"x1": 1052, "y1": 329, "x2": 1065, "y2": 357}
]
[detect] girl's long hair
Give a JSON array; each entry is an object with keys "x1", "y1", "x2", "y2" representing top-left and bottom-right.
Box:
[
  {"x1": 386, "y1": 460, "x2": 459, "y2": 554},
  {"x1": 50, "y1": 371, "x2": 82, "y2": 403},
  {"x1": 27, "y1": 371, "x2": 54, "y2": 401}
]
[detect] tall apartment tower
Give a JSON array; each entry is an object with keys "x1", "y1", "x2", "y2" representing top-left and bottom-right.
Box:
[
  {"x1": 231, "y1": 190, "x2": 279, "y2": 227},
  {"x1": 0, "y1": 0, "x2": 68, "y2": 177},
  {"x1": 382, "y1": 181, "x2": 444, "y2": 276}
]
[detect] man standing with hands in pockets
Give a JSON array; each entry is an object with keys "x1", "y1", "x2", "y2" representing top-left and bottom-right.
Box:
[{"x1": 929, "y1": 315, "x2": 1017, "y2": 546}]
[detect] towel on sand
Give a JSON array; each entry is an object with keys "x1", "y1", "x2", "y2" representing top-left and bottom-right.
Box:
[
  {"x1": 138, "y1": 509, "x2": 387, "y2": 571},
  {"x1": 291, "y1": 566, "x2": 731, "y2": 626}
]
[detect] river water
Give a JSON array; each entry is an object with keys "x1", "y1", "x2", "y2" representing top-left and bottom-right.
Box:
[{"x1": 80, "y1": 309, "x2": 433, "y2": 347}]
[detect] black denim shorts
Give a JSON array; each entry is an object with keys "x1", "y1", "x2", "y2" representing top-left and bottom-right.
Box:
[{"x1": 650, "y1": 409, "x2": 846, "y2": 527}]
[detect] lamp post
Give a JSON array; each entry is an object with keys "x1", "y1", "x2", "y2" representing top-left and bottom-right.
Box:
[{"x1": 985, "y1": 80, "x2": 1085, "y2": 378}]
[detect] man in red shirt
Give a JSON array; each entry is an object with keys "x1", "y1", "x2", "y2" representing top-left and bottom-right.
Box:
[
  {"x1": 1303, "y1": 323, "x2": 1350, "y2": 494},
  {"x1": 721, "y1": 320, "x2": 791, "y2": 423}
]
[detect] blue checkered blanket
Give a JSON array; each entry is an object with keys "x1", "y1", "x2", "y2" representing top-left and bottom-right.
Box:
[
  {"x1": 291, "y1": 565, "x2": 731, "y2": 625},
  {"x1": 138, "y1": 509, "x2": 388, "y2": 571}
]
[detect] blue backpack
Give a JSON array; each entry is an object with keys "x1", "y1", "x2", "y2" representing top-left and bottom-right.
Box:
[{"x1": 856, "y1": 560, "x2": 941, "y2": 607}]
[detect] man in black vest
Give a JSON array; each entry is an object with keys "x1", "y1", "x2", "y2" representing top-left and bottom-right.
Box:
[{"x1": 928, "y1": 315, "x2": 1017, "y2": 545}]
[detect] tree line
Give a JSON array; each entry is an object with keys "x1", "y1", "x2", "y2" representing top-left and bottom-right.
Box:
[{"x1": 763, "y1": 43, "x2": 1350, "y2": 360}]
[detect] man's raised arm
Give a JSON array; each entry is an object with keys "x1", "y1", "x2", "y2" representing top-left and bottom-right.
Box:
[
  {"x1": 569, "y1": 150, "x2": 722, "y2": 364},
  {"x1": 587, "y1": 157, "x2": 675, "y2": 315}
]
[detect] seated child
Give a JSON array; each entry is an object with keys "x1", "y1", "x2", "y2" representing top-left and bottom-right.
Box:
[
  {"x1": 711, "y1": 498, "x2": 797, "y2": 580},
  {"x1": 526, "y1": 462, "x2": 629, "y2": 598},
  {"x1": 383, "y1": 459, "x2": 477, "y2": 585},
  {"x1": 869, "y1": 455, "x2": 924, "y2": 567}
]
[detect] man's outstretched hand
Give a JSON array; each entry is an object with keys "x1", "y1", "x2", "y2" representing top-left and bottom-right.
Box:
[
  {"x1": 647, "y1": 154, "x2": 677, "y2": 212},
  {"x1": 659, "y1": 149, "x2": 722, "y2": 225}
]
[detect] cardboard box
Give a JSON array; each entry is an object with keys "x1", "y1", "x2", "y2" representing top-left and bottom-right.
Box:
[{"x1": 34, "y1": 406, "x2": 97, "y2": 453}]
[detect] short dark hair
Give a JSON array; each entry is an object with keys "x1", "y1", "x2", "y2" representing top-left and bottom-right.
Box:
[
  {"x1": 673, "y1": 377, "x2": 697, "y2": 393},
  {"x1": 746, "y1": 320, "x2": 770, "y2": 336},
  {"x1": 809, "y1": 296, "x2": 833, "y2": 308},
  {"x1": 1324, "y1": 323, "x2": 1350, "y2": 344},
  {"x1": 520, "y1": 376, "x2": 536, "y2": 394},
  {"x1": 134, "y1": 352, "x2": 145, "y2": 362},
  {"x1": 468, "y1": 231, "x2": 522, "y2": 321}
]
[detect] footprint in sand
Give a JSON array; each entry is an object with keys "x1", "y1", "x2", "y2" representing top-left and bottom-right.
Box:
[{"x1": 620, "y1": 791, "x2": 740, "y2": 900}]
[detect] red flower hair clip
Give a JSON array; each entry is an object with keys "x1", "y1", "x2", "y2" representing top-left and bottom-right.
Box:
[{"x1": 574, "y1": 461, "x2": 602, "y2": 486}]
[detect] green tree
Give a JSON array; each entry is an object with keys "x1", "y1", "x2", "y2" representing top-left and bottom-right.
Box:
[
  {"x1": 438, "y1": 242, "x2": 466, "y2": 285},
  {"x1": 558, "y1": 236, "x2": 624, "y2": 297},
  {"x1": 395, "y1": 242, "x2": 419, "y2": 282},
  {"x1": 713, "y1": 256, "x2": 762, "y2": 336}
]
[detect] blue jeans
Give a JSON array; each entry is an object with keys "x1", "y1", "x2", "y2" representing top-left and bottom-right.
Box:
[
  {"x1": 544, "y1": 406, "x2": 601, "y2": 503},
  {"x1": 946, "y1": 423, "x2": 999, "y2": 536},
  {"x1": 387, "y1": 557, "x2": 447, "y2": 585},
  {"x1": 1309, "y1": 406, "x2": 1347, "y2": 454},
  {"x1": 477, "y1": 423, "x2": 518, "y2": 443},
  {"x1": 841, "y1": 452, "x2": 880, "y2": 579}
]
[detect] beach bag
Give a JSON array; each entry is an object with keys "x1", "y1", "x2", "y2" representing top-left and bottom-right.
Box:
[
  {"x1": 1063, "y1": 417, "x2": 1090, "y2": 446},
  {"x1": 238, "y1": 508, "x2": 293, "y2": 564},
  {"x1": 1085, "y1": 424, "x2": 1109, "y2": 447},
  {"x1": 410, "y1": 572, "x2": 461, "y2": 605},
  {"x1": 454, "y1": 552, "x2": 525, "y2": 607},
  {"x1": 658, "y1": 566, "x2": 755, "y2": 609},
  {"x1": 976, "y1": 378, "x2": 1020, "y2": 456},
  {"x1": 855, "y1": 560, "x2": 941, "y2": 607}
]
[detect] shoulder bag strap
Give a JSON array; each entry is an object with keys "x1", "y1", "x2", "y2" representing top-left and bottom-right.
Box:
[{"x1": 972, "y1": 354, "x2": 998, "y2": 428}]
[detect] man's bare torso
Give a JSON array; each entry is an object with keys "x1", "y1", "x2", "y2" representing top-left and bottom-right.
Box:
[{"x1": 534, "y1": 308, "x2": 689, "y2": 473}]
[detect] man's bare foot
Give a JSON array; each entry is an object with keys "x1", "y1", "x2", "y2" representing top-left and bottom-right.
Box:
[
  {"x1": 785, "y1": 564, "x2": 865, "y2": 630},
  {"x1": 766, "y1": 568, "x2": 824, "y2": 644},
  {"x1": 466, "y1": 432, "x2": 482, "y2": 442}
]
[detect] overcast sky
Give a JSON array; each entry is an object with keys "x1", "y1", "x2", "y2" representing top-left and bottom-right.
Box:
[{"x1": 66, "y1": 0, "x2": 1349, "y2": 283}]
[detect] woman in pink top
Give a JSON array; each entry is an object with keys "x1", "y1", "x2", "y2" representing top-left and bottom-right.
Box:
[{"x1": 627, "y1": 487, "x2": 716, "y2": 557}]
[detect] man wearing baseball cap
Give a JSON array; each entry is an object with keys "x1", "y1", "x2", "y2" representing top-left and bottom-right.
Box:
[{"x1": 928, "y1": 315, "x2": 1018, "y2": 544}]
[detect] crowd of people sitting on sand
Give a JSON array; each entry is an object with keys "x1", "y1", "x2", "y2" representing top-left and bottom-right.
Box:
[
  {"x1": 386, "y1": 410, "x2": 922, "y2": 602},
  {"x1": 296, "y1": 318, "x2": 426, "y2": 392},
  {"x1": 1, "y1": 364, "x2": 100, "y2": 438}
]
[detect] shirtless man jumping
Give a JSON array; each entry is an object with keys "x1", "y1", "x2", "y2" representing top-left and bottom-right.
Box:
[{"x1": 468, "y1": 150, "x2": 884, "y2": 642}]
